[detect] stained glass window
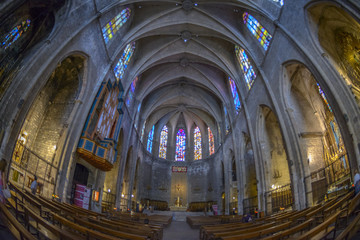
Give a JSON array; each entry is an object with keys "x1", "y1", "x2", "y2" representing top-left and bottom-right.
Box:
[
  {"x1": 102, "y1": 8, "x2": 131, "y2": 44},
  {"x1": 141, "y1": 121, "x2": 146, "y2": 142},
  {"x1": 243, "y1": 12, "x2": 272, "y2": 51},
  {"x1": 273, "y1": 0, "x2": 284, "y2": 6},
  {"x1": 114, "y1": 42, "x2": 135, "y2": 82},
  {"x1": 159, "y1": 125, "x2": 168, "y2": 159},
  {"x1": 317, "y1": 83, "x2": 332, "y2": 112},
  {"x1": 194, "y1": 127, "x2": 202, "y2": 160},
  {"x1": 228, "y1": 77, "x2": 241, "y2": 113},
  {"x1": 147, "y1": 125, "x2": 154, "y2": 153},
  {"x1": 1, "y1": 19, "x2": 31, "y2": 50},
  {"x1": 175, "y1": 129, "x2": 186, "y2": 161},
  {"x1": 134, "y1": 103, "x2": 141, "y2": 129},
  {"x1": 235, "y1": 46, "x2": 257, "y2": 90},
  {"x1": 208, "y1": 127, "x2": 215, "y2": 155},
  {"x1": 224, "y1": 107, "x2": 230, "y2": 135},
  {"x1": 126, "y1": 77, "x2": 139, "y2": 107}
]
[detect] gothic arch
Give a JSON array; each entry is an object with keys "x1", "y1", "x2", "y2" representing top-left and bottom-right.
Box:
[
  {"x1": 256, "y1": 104, "x2": 292, "y2": 213},
  {"x1": 306, "y1": 2, "x2": 360, "y2": 106},
  {"x1": 9, "y1": 55, "x2": 85, "y2": 198}
]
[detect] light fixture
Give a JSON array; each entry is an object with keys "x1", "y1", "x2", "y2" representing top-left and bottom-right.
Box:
[
  {"x1": 108, "y1": 188, "x2": 111, "y2": 193},
  {"x1": 131, "y1": 194, "x2": 134, "y2": 197},
  {"x1": 121, "y1": 194, "x2": 125, "y2": 197}
]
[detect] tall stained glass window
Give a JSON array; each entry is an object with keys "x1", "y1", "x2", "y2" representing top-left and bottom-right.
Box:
[
  {"x1": 102, "y1": 8, "x2": 131, "y2": 44},
  {"x1": 147, "y1": 125, "x2": 154, "y2": 153},
  {"x1": 114, "y1": 42, "x2": 135, "y2": 82},
  {"x1": 243, "y1": 12, "x2": 272, "y2": 51},
  {"x1": 272, "y1": 0, "x2": 284, "y2": 6},
  {"x1": 1, "y1": 19, "x2": 31, "y2": 50},
  {"x1": 134, "y1": 103, "x2": 141, "y2": 129},
  {"x1": 224, "y1": 107, "x2": 230, "y2": 135},
  {"x1": 317, "y1": 83, "x2": 332, "y2": 112},
  {"x1": 236, "y1": 46, "x2": 257, "y2": 90},
  {"x1": 194, "y1": 127, "x2": 202, "y2": 160},
  {"x1": 175, "y1": 129, "x2": 186, "y2": 161},
  {"x1": 208, "y1": 127, "x2": 215, "y2": 155},
  {"x1": 159, "y1": 125, "x2": 168, "y2": 159},
  {"x1": 141, "y1": 121, "x2": 146, "y2": 142},
  {"x1": 228, "y1": 77, "x2": 241, "y2": 113},
  {"x1": 126, "y1": 76, "x2": 139, "y2": 107}
]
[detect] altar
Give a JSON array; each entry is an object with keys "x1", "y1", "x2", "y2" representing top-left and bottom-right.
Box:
[{"x1": 170, "y1": 166, "x2": 188, "y2": 210}]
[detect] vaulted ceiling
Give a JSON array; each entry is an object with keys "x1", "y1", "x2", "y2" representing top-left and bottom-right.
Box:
[{"x1": 104, "y1": 0, "x2": 277, "y2": 141}]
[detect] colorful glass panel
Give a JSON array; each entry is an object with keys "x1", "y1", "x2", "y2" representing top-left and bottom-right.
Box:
[
  {"x1": 175, "y1": 129, "x2": 186, "y2": 161},
  {"x1": 224, "y1": 107, "x2": 230, "y2": 135},
  {"x1": 243, "y1": 12, "x2": 272, "y2": 51},
  {"x1": 317, "y1": 83, "x2": 332, "y2": 112},
  {"x1": 235, "y1": 46, "x2": 257, "y2": 90},
  {"x1": 141, "y1": 121, "x2": 146, "y2": 142},
  {"x1": 228, "y1": 77, "x2": 241, "y2": 113},
  {"x1": 147, "y1": 125, "x2": 154, "y2": 153},
  {"x1": 208, "y1": 127, "x2": 215, "y2": 155},
  {"x1": 102, "y1": 8, "x2": 131, "y2": 44},
  {"x1": 126, "y1": 76, "x2": 139, "y2": 107},
  {"x1": 114, "y1": 42, "x2": 135, "y2": 82},
  {"x1": 194, "y1": 127, "x2": 202, "y2": 160},
  {"x1": 159, "y1": 125, "x2": 168, "y2": 159},
  {"x1": 1, "y1": 19, "x2": 31, "y2": 50}
]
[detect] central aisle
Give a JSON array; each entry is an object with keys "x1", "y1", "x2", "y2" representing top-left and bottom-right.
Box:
[{"x1": 163, "y1": 220, "x2": 199, "y2": 240}]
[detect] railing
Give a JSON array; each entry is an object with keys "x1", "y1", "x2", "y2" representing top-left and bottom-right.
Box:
[
  {"x1": 266, "y1": 184, "x2": 293, "y2": 213},
  {"x1": 305, "y1": 154, "x2": 351, "y2": 204},
  {"x1": 243, "y1": 195, "x2": 258, "y2": 214},
  {"x1": 9, "y1": 145, "x2": 58, "y2": 198}
]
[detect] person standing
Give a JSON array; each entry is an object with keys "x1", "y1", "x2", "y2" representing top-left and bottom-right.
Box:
[
  {"x1": 0, "y1": 159, "x2": 8, "y2": 203},
  {"x1": 31, "y1": 175, "x2": 38, "y2": 194}
]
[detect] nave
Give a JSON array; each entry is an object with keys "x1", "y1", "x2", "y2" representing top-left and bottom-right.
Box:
[{"x1": 1, "y1": 181, "x2": 360, "y2": 239}]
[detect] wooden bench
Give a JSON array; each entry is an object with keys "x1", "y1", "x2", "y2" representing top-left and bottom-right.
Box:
[
  {"x1": 200, "y1": 221, "x2": 260, "y2": 240},
  {"x1": 0, "y1": 203, "x2": 36, "y2": 240},
  {"x1": 51, "y1": 213, "x2": 124, "y2": 240},
  {"x1": 261, "y1": 218, "x2": 313, "y2": 240},
  {"x1": 92, "y1": 217, "x2": 162, "y2": 240},
  {"x1": 7, "y1": 190, "x2": 25, "y2": 221},
  {"x1": 23, "y1": 204, "x2": 84, "y2": 240},
  {"x1": 210, "y1": 222, "x2": 276, "y2": 240},
  {"x1": 296, "y1": 210, "x2": 341, "y2": 240},
  {"x1": 338, "y1": 191, "x2": 360, "y2": 226},
  {"x1": 72, "y1": 216, "x2": 148, "y2": 240},
  {"x1": 221, "y1": 222, "x2": 292, "y2": 240},
  {"x1": 335, "y1": 212, "x2": 360, "y2": 240}
]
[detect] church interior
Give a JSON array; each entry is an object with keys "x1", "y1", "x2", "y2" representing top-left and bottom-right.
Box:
[{"x1": 1, "y1": 0, "x2": 360, "y2": 239}]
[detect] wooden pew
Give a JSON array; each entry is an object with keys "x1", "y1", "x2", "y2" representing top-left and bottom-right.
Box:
[
  {"x1": 200, "y1": 221, "x2": 261, "y2": 240},
  {"x1": 338, "y1": 191, "x2": 360, "y2": 226},
  {"x1": 72, "y1": 216, "x2": 148, "y2": 240},
  {"x1": 0, "y1": 203, "x2": 36, "y2": 240},
  {"x1": 51, "y1": 213, "x2": 124, "y2": 240},
  {"x1": 92, "y1": 217, "x2": 163, "y2": 240},
  {"x1": 221, "y1": 222, "x2": 292, "y2": 240},
  {"x1": 261, "y1": 218, "x2": 313, "y2": 240},
  {"x1": 210, "y1": 222, "x2": 276, "y2": 240},
  {"x1": 296, "y1": 210, "x2": 341, "y2": 240},
  {"x1": 321, "y1": 191, "x2": 354, "y2": 221},
  {"x1": 7, "y1": 190, "x2": 25, "y2": 221},
  {"x1": 23, "y1": 204, "x2": 84, "y2": 240},
  {"x1": 335, "y1": 212, "x2": 360, "y2": 240}
]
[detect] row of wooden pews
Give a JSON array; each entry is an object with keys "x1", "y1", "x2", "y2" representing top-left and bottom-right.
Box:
[
  {"x1": 2, "y1": 181, "x2": 169, "y2": 239},
  {"x1": 197, "y1": 190, "x2": 360, "y2": 240}
]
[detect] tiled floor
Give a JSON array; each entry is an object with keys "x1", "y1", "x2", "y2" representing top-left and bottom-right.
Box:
[{"x1": 163, "y1": 221, "x2": 199, "y2": 240}]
